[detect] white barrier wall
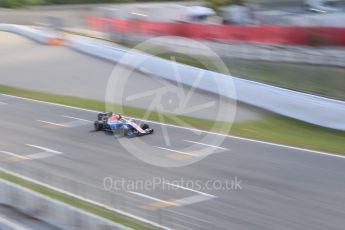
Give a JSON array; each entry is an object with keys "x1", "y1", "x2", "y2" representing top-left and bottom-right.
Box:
[
  {"x1": 1, "y1": 24, "x2": 345, "y2": 131},
  {"x1": 0, "y1": 24, "x2": 50, "y2": 44},
  {"x1": 69, "y1": 36, "x2": 345, "y2": 131},
  {"x1": 0, "y1": 179, "x2": 129, "y2": 230}
]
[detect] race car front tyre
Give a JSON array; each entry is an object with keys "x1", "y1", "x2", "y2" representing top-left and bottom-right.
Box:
[
  {"x1": 145, "y1": 128, "x2": 154, "y2": 134},
  {"x1": 141, "y1": 123, "x2": 149, "y2": 130}
]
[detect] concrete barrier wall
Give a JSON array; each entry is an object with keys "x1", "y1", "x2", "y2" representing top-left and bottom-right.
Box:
[
  {"x1": 1, "y1": 24, "x2": 345, "y2": 131},
  {"x1": 0, "y1": 179, "x2": 129, "y2": 230},
  {"x1": 68, "y1": 36, "x2": 345, "y2": 131},
  {"x1": 0, "y1": 24, "x2": 49, "y2": 44},
  {"x1": 0, "y1": 24, "x2": 64, "y2": 45}
]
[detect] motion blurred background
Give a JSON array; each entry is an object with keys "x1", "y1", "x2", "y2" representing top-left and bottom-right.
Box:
[
  {"x1": 1, "y1": 0, "x2": 345, "y2": 100},
  {"x1": 1, "y1": 1, "x2": 345, "y2": 229},
  {"x1": 1, "y1": 0, "x2": 345, "y2": 147}
]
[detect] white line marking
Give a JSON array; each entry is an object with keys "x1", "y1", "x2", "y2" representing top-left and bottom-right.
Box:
[
  {"x1": 184, "y1": 140, "x2": 228, "y2": 150},
  {"x1": 154, "y1": 146, "x2": 197, "y2": 156},
  {"x1": 0, "y1": 215, "x2": 29, "y2": 230},
  {"x1": 0, "y1": 179, "x2": 132, "y2": 230},
  {"x1": 0, "y1": 145, "x2": 62, "y2": 160},
  {"x1": 26, "y1": 144, "x2": 62, "y2": 154},
  {"x1": 0, "y1": 167, "x2": 170, "y2": 230},
  {"x1": 0, "y1": 151, "x2": 29, "y2": 159},
  {"x1": 38, "y1": 117, "x2": 90, "y2": 128},
  {"x1": 164, "y1": 182, "x2": 216, "y2": 198},
  {"x1": 25, "y1": 152, "x2": 56, "y2": 160},
  {"x1": 175, "y1": 194, "x2": 214, "y2": 206},
  {"x1": 62, "y1": 115, "x2": 92, "y2": 122},
  {"x1": 2, "y1": 93, "x2": 344, "y2": 159},
  {"x1": 0, "y1": 102, "x2": 7, "y2": 105},
  {"x1": 36, "y1": 120, "x2": 67, "y2": 127},
  {"x1": 129, "y1": 191, "x2": 177, "y2": 206}
]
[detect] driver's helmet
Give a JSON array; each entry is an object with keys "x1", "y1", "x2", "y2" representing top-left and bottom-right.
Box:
[{"x1": 109, "y1": 114, "x2": 120, "y2": 121}]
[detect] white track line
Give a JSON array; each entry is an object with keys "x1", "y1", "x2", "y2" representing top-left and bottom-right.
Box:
[
  {"x1": 0, "y1": 214, "x2": 29, "y2": 230},
  {"x1": 154, "y1": 146, "x2": 197, "y2": 156},
  {"x1": 0, "y1": 102, "x2": 7, "y2": 105},
  {"x1": 175, "y1": 194, "x2": 215, "y2": 206},
  {"x1": 184, "y1": 140, "x2": 228, "y2": 150},
  {"x1": 62, "y1": 115, "x2": 92, "y2": 122},
  {"x1": 0, "y1": 167, "x2": 170, "y2": 230},
  {"x1": 0, "y1": 145, "x2": 62, "y2": 161},
  {"x1": 0, "y1": 151, "x2": 29, "y2": 159},
  {"x1": 2, "y1": 93, "x2": 345, "y2": 159},
  {"x1": 25, "y1": 144, "x2": 62, "y2": 160},
  {"x1": 36, "y1": 120, "x2": 67, "y2": 127},
  {"x1": 164, "y1": 182, "x2": 216, "y2": 198},
  {"x1": 130, "y1": 187, "x2": 215, "y2": 208},
  {"x1": 26, "y1": 144, "x2": 62, "y2": 154},
  {"x1": 129, "y1": 191, "x2": 177, "y2": 206},
  {"x1": 26, "y1": 152, "x2": 57, "y2": 160}
]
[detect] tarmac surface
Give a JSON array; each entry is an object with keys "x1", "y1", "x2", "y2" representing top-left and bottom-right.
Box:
[
  {"x1": 1, "y1": 30, "x2": 345, "y2": 230},
  {"x1": 0, "y1": 94, "x2": 344, "y2": 230}
]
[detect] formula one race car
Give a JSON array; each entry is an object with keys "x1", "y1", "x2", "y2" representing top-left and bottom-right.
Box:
[{"x1": 94, "y1": 112, "x2": 154, "y2": 138}]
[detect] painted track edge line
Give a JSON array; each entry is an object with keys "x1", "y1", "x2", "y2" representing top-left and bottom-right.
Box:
[
  {"x1": 129, "y1": 191, "x2": 177, "y2": 206},
  {"x1": 0, "y1": 214, "x2": 28, "y2": 230},
  {"x1": 0, "y1": 167, "x2": 171, "y2": 230},
  {"x1": 1, "y1": 93, "x2": 344, "y2": 159},
  {"x1": 163, "y1": 182, "x2": 216, "y2": 198}
]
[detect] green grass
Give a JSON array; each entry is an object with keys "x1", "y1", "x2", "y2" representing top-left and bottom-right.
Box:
[
  {"x1": 232, "y1": 115, "x2": 345, "y2": 154},
  {"x1": 222, "y1": 59, "x2": 345, "y2": 101},
  {"x1": 1, "y1": 84, "x2": 344, "y2": 155},
  {"x1": 155, "y1": 53, "x2": 345, "y2": 101},
  {"x1": 0, "y1": 170, "x2": 159, "y2": 230}
]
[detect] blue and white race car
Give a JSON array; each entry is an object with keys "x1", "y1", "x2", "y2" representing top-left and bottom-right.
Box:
[{"x1": 94, "y1": 112, "x2": 154, "y2": 137}]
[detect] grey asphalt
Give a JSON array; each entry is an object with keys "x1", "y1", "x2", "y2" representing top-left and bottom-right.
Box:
[{"x1": 0, "y1": 94, "x2": 345, "y2": 230}]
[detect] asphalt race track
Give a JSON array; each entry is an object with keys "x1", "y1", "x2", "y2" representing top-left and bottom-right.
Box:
[{"x1": 0, "y1": 94, "x2": 344, "y2": 230}]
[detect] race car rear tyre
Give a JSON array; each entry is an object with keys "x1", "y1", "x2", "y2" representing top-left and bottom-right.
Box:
[
  {"x1": 94, "y1": 121, "x2": 103, "y2": 131},
  {"x1": 122, "y1": 127, "x2": 129, "y2": 136}
]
